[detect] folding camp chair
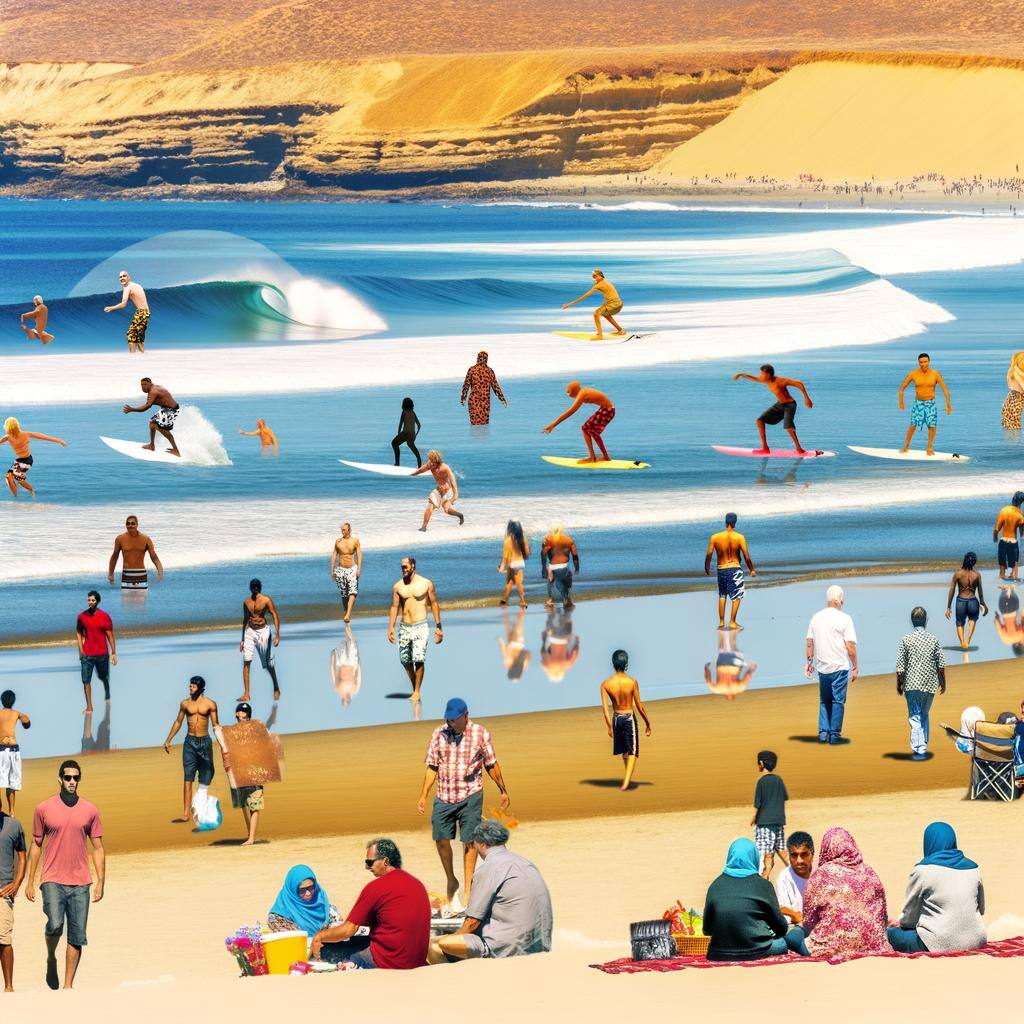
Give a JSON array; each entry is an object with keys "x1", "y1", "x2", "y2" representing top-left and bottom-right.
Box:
[{"x1": 969, "y1": 722, "x2": 1017, "y2": 801}]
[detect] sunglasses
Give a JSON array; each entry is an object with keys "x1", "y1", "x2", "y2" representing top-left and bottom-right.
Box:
[
  {"x1": 297, "y1": 884, "x2": 316, "y2": 896},
  {"x1": 364, "y1": 857, "x2": 382, "y2": 869},
  {"x1": 62, "y1": 773, "x2": 81, "y2": 781}
]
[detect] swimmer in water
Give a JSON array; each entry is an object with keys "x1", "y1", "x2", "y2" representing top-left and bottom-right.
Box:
[
  {"x1": 20, "y1": 295, "x2": 55, "y2": 344},
  {"x1": 239, "y1": 419, "x2": 278, "y2": 454},
  {"x1": 392, "y1": 397, "x2": 422, "y2": 467},
  {"x1": 543, "y1": 381, "x2": 616, "y2": 464},
  {"x1": 561, "y1": 269, "x2": 625, "y2": 341},
  {"x1": 412, "y1": 449, "x2": 463, "y2": 530},
  {"x1": 732, "y1": 364, "x2": 813, "y2": 455},
  {"x1": 1, "y1": 417, "x2": 67, "y2": 498},
  {"x1": 898, "y1": 353, "x2": 952, "y2": 456},
  {"x1": 945, "y1": 552, "x2": 988, "y2": 650}
]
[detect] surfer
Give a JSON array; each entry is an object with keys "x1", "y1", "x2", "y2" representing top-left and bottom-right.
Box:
[
  {"x1": 732, "y1": 365, "x2": 813, "y2": 454},
  {"x1": 239, "y1": 419, "x2": 278, "y2": 454},
  {"x1": 19, "y1": 295, "x2": 54, "y2": 344},
  {"x1": 108, "y1": 515, "x2": 164, "y2": 591},
  {"x1": 461, "y1": 352, "x2": 507, "y2": 426},
  {"x1": 122, "y1": 378, "x2": 181, "y2": 457},
  {"x1": 543, "y1": 381, "x2": 616, "y2": 464},
  {"x1": 561, "y1": 269, "x2": 625, "y2": 341},
  {"x1": 330, "y1": 521, "x2": 362, "y2": 622},
  {"x1": 945, "y1": 552, "x2": 988, "y2": 651},
  {"x1": 387, "y1": 556, "x2": 443, "y2": 702},
  {"x1": 898, "y1": 353, "x2": 952, "y2": 456},
  {"x1": 412, "y1": 450, "x2": 464, "y2": 530},
  {"x1": 392, "y1": 397, "x2": 422, "y2": 467},
  {"x1": 103, "y1": 270, "x2": 150, "y2": 353},
  {"x1": 239, "y1": 578, "x2": 282, "y2": 701},
  {"x1": 705, "y1": 512, "x2": 757, "y2": 630},
  {"x1": 1, "y1": 417, "x2": 67, "y2": 499}
]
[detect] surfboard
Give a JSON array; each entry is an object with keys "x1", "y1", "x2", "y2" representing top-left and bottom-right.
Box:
[
  {"x1": 338, "y1": 459, "x2": 417, "y2": 477},
  {"x1": 712, "y1": 445, "x2": 836, "y2": 459},
  {"x1": 100, "y1": 436, "x2": 189, "y2": 465},
  {"x1": 552, "y1": 331, "x2": 652, "y2": 344},
  {"x1": 542, "y1": 455, "x2": 650, "y2": 470},
  {"x1": 847, "y1": 445, "x2": 970, "y2": 463}
]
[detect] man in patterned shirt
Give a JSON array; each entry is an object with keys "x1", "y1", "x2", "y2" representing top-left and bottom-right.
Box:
[
  {"x1": 896, "y1": 607, "x2": 946, "y2": 760},
  {"x1": 416, "y1": 698, "x2": 510, "y2": 904}
]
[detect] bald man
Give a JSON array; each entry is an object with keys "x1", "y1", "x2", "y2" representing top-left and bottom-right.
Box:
[
  {"x1": 20, "y1": 295, "x2": 54, "y2": 344},
  {"x1": 104, "y1": 271, "x2": 150, "y2": 352},
  {"x1": 543, "y1": 380, "x2": 615, "y2": 463}
]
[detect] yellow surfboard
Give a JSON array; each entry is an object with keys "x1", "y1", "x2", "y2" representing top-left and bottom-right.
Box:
[
  {"x1": 552, "y1": 331, "x2": 651, "y2": 344},
  {"x1": 542, "y1": 455, "x2": 650, "y2": 470}
]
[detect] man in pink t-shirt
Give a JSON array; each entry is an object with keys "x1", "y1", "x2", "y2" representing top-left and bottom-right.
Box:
[
  {"x1": 75, "y1": 591, "x2": 117, "y2": 713},
  {"x1": 25, "y1": 760, "x2": 104, "y2": 990}
]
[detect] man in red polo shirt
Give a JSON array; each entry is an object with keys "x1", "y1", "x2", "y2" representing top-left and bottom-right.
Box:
[
  {"x1": 75, "y1": 591, "x2": 117, "y2": 713},
  {"x1": 309, "y1": 838, "x2": 429, "y2": 969}
]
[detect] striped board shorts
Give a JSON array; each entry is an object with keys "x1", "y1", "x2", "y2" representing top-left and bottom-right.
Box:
[{"x1": 121, "y1": 569, "x2": 148, "y2": 590}]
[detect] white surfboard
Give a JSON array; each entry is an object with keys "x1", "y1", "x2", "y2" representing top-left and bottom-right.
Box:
[
  {"x1": 847, "y1": 445, "x2": 970, "y2": 463},
  {"x1": 712, "y1": 445, "x2": 835, "y2": 459},
  {"x1": 339, "y1": 459, "x2": 417, "y2": 477},
  {"x1": 100, "y1": 436, "x2": 190, "y2": 465}
]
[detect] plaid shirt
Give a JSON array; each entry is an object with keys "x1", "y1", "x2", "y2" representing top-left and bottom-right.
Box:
[
  {"x1": 425, "y1": 720, "x2": 496, "y2": 804},
  {"x1": 896, "y1": 628, "x2": 946, "y2": 693}
]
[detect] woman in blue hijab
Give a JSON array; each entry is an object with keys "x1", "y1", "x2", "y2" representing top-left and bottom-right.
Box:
[
  {"x1": 887, "y1": 823, "x2": 986, "y2": 953},
  {"x1": 703, "y1": 838, "x2": 791, "y2": 960},
  {"x1": 268, "y1": 865, "x2": 336, "y2": 935}
]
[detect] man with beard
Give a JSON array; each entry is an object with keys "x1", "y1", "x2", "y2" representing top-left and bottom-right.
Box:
[
  {"x1": 387, "y1": 557, "x2": 442, "y2": 703},
  {"x1": 107, "y1": 514, "x2": 164, "y2": 592}
]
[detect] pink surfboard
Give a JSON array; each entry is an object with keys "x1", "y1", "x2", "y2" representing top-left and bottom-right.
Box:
[{"x1": 711, "y1": 445, "x2": 836, "y2": 459}]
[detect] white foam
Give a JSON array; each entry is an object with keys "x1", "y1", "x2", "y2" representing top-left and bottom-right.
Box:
[
  {"x1": 165, "y1": 406, "x2": 231, "y2": 467},
  {"x1": 1, "y1": 469, "x2": 1016, "y2": 582},
  {"x1": 0, "y1": 279, "x2": 950, "y2": 405}
]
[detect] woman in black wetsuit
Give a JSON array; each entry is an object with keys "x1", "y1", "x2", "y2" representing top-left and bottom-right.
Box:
[{"x1": 392, "y1": 397, "x2": 421, "y2": 467}]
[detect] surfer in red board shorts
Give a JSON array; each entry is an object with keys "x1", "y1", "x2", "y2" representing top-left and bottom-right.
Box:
[
  {"x1": 732, "y1": 364, "x2": 813, "y2": 455},
  {"x1": 543, "y1": 381, "x2": 615, "y2": 463}
]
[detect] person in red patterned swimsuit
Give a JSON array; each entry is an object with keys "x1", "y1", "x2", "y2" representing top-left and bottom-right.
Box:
[
  {"x1": 460, "y1": 352, "x2": 507, "y2": 426},
  {"x1": 543, "y1": 380, "x2": 615, "y2": 463}
]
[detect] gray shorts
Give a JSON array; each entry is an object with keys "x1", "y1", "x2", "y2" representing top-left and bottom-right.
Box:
[
  {"x1": 759, "y1": 401, "x2": 796, "y2": 429},
  {"x1": 398, "y1": 620, "x2": 429, "y2": 665},
  {"x1": 42, "y1": 882, "x2": 91, "y2": 946},
  {"x1": 431, "y1": 790, "x2": 483, "y2": 842},
  {"x1": 462, "y1": 932, "x2": 491, "y2": 958}
]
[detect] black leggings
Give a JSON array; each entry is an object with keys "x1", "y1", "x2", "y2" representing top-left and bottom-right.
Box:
[{"x1": 392, "y1": 433, "x2": 421, "y2": 467}]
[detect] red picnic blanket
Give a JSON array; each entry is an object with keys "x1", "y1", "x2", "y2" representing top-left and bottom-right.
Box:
[{"x1": 591, "y1": 936, "x2": 1024, "y2": 973}]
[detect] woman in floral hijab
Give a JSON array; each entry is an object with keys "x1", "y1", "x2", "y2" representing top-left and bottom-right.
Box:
[{"x1": 790, "y1": 826, "x2": 889, "y2": 960}]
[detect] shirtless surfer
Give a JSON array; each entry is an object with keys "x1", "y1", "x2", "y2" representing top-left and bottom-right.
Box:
[
  {"x1": 600, "y1": 649, "x2": 651, "y2": 790},
  {"x1": 122, "y1": 378, "x2": 181, "y2": 457},
  {"x1": 104, "y1": 270, "x2": 150, "y2": 352},
  {"x1": 561, "y1": 269, "x2": 625, "y2": 340},
  {"x1": 240, "y1": 578, "x2": 281, "y2": 701},
  {"x1": 898, "y1": 353, "x2": 952, "y2": 455},
  {"x1": 732, "y1": 365, "x2": 813, "y2": 454},
  {"x1": 163, "y1": 676, "x2": 219, "y2": 823},
  {"x1": 1, "y1": 417, "x2": 67, "y2": 498},
  {"x1": 330, "y1": 522, "x2": 362, "y2": 622},
  {"x1": 0, "y1": 690, "x2": 30, "y2": 814},
  {"x1": 543, "y1": 381, "x2": 616, "y2": 463},
  {"x1": 705, "y1": 512, "x2": 757, "y2": 629},
  {"x1": 20, "y1": 295, "x2": 54, "y2": 344},
  {"x1": 387, "y1": 556, "x2": 442, "y2": 702},
  {"x1": 412, "y1": 450, "x2": 464, "y2": 530},
  {"x1": 239, "y1": 419, "x2": 278, "y2": 454},
  {"x1": 108, "y1": 515, "x2": 164, "y2": 591},
  {"x1": 945, "y1": 552, "x2": 988, "y2": 651}
]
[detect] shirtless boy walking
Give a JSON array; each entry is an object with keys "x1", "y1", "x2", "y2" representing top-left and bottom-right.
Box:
[
  {"x1": 163, "y1": 676, "x2": 219, "y2": 823},
  {"x1": 705, "y1": 512, "x2": 757, "y2": 629},
  {"x1": 387, "y1": 557, "x2": 443, "y2": 702},
  {"x1": 600, "y1": 650, "x2": 652, "y2": 791},
  {"x1": 122, "y1": 379, "x2": 181, "y2": 457},
  {"x1": 412, "y1": 450, "x2": 464, "y2": 531},
  {"x1": 330, "y1": 522, "x2": 362, "y2": 622},
  {"x1": 732, "y1": 364, "x2": 813, "y2": 454},
  {"x1": 898, "y1": 353, "x2": 952, "y2": 455},
  {"x1": 562, "y1": 269, "x2": 625, "y2": 340},
  {"x1": 20, "y1": 296, "x2": 54, "y2": 344},
  {"x1": 108, "y1": 515, "x2": 164, "y2": 592},
  {"x1": 240, "y1": 579, "x2": 281, "y2": 701},
  {"x1": 544, "y1": 381, "x2": 616, "y2": 463},
  {"x1": 1, "y1": 417, "x2": 67, "y2": 498},
  {"x1": 0, "y1": 691, "x2": 30, "y2": 814},
  {"x1": 104, "y1": 271, "x2": 150, "y2": 352}
]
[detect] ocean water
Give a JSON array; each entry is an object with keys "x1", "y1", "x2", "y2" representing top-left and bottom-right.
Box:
[{"x1": 2, "y1": 200, "x2": 1024, "y2": 639}]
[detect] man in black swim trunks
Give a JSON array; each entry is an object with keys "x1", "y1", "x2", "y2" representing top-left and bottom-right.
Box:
[
  {"x1": 162, "y1": 676, "x2": 219, "y2": 824},
  {"x1": 122, "y1": 378, "x2": 181, "y2": 457},
  {"x1": 732, "y1": 364, "x2": 814, "y2": 454}
]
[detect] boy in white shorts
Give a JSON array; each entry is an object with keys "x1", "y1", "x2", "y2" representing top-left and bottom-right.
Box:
[{"x1": 0, "y1": 691, "x2": 30, "y2": 814}]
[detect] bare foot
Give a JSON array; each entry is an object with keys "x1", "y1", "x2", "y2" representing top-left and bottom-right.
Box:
[
  {"x1": 237, "y1": 694, "x2": 251, "y2": 702},
  {"x1": 456, "y1": 512, "x2": 464, "y2": 525},
  {"x1": 520, "y1": 602, "x2": 528, "y2": 609},
  {"x1": 589, "y1": 334, "x2": 604, "y2": 341},
  {"x1": 241, "y1": 839, "x2": 255, "y2": 847},
  {"x1": 899, "y1": 446, "x2": 910, "y2": 453},
  {"x1": 141, "y1": 443, "x2": 155, "y2": 451},
  {"x1": 611, "y1": 330, "x2": 626, "y2": 336},
  {"x1": 544, "y1": 600, "x2": 554, "y2": 610},
  {"x1": 273, "y1": 689, "x2": 281, "y2": 700},
  {"x1": 576, "y1": 456, "x2": 598, "y2": 464},
  {"x1": 565, "y1": 600, "x2": 575, "y2": 609},
  {"x1": 168, "y1": 450, "x2": 181, "y2": 458},
  {"x1": 409, "y1": 694, "x2": 421, "y2": 703},
  {"x1": 446, "y1": 879, "x2": 460, "y2": 902},
  {"x1": 172, "y1": 816, "x2": 190, "y2": 824},
  {"x1": 343, "y1": 614, "x2": 350, "y2": 623},
  {"x1": 795, "y1": 448, "x2": 808, "y2": 455},
  {"x1": 926, "y1": 449, "x2": 935, "y2": 456},
  {"x1": 753, "y1": 448, "x2": 770, "y2": 455}
]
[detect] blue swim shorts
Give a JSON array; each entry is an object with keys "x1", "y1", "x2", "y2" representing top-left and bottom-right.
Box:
[
  {"x1": 717, "y1": 567, "x2": 745, "y2": 602},
  {"x1": 910, "y1": 400, "x2": 938, "y2": 429}
]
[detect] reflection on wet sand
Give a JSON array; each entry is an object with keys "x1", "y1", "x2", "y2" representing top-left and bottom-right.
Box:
[
  {"x1": 330, "y1": 624, "x2": 362, "y2": 705},
  {"x1": 995, "y1": 584, "x2": 1024, "y2": 657},
  {"x1": 499, "y1": 607, "x2": 531, "y2": 681},
  {"x1": 541, "y1": 608, "x2": 579, "y2": 684},
  {"x1": 704, "y1": 629, "x2": 757, "y2": 701},
  {"x1": 82, "y1": 700, "x2": 112, "y2": 753}
]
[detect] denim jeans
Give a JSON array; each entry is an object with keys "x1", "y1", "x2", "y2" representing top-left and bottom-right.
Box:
[
  {"x1": 886, "y1": 926, "x2": 928, "y2": 953},
  {"x1": 547, "y1": 566, "x2": 573, "y2": 605},
  {"x1": 784, "y1": 926, "x2": 810, "y2": 956},
  {"x1": 905, "y1": 689, "x2": 935, "y2": 754},
  {"x1": 817, "y1": 670, "x2": 850, "y2": 741},
  {"x1": 767, "y1": 935, "x2": 790, "y2": 957},
  {"x1": 320, "y1": 935, "x2": 376, "y2": 968}
]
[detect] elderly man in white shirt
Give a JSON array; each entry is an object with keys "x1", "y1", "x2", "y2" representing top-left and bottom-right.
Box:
[{"x1": 806, "y1": 585, "x2": 859, "y2": 744}]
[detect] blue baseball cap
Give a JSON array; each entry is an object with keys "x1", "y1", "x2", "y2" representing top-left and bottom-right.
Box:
[{"x1": 443, "y1": 697, "x2": 468, "y2": 721}]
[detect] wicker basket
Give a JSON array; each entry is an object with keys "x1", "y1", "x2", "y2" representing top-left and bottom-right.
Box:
[{"x1": 674, "y1": 934, "x2": 710, "y2": 956}]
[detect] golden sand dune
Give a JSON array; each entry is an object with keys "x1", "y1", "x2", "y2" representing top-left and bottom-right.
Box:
[{"x1": 658, "y1": 56, "x2": 1024, "y2": 180}]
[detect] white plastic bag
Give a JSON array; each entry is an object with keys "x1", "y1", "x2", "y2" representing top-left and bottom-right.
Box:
[{"x1": 191, "y1": 787, "x2": 222, "y2": 831}]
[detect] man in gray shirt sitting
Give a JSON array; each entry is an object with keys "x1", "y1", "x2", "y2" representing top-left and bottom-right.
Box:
[{"x1": 428, "y1": 819, "x2": 552, "y2": 962}]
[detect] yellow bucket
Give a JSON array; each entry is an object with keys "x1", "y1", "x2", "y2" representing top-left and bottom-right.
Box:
[{"x1": 262, "y1": 930, "x2": 308, "y2": 975}]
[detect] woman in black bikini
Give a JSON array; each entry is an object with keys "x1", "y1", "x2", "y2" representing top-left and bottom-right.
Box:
[
  {"x1": 391, "y1": 397, "x2": 421, "y2": 467},
  {"x1": 946, "y1": 551, "x2": 988, "y2": 650}
]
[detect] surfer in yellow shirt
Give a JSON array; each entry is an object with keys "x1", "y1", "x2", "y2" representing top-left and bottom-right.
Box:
[
  {"x1": 543, "y1": 381, "x2": 616, "y2": 463},
  {"x1": 561, "y1": 269, "x2": 625, "y2": 340}
]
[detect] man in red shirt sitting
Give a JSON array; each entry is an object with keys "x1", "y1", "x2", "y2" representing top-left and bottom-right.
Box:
[
  {"x1": 74, "y1": 592, "x2": 117, "y2": 713},
  {"x1": 309, "y1": 838, "x2": 429, "y2": 969}
]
